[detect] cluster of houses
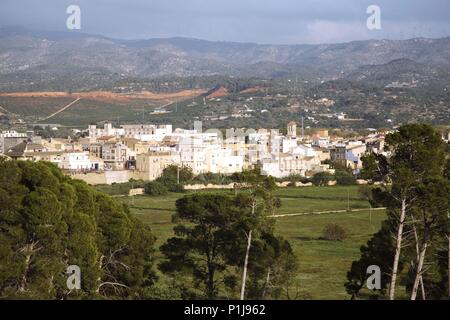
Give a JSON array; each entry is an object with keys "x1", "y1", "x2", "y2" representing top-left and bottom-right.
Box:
[{"x1": 1, "y1": 121, "x2": 427, "y2": 185}]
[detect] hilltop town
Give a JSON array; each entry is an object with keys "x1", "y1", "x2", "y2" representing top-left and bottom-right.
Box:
[{"x1": 2, "y1": 121, "x2": 449, "y2": 186}]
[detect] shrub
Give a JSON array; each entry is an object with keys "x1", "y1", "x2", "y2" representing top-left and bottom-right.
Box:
[
  {"x1": 322, "y1": 224, "x2": 348, "y2": 241},
  {"x1": 335, "y1": 170, "x2": 357, "y2": 186},
  {"x1": 154, "y1": 165, "x2": 190, "y2": 193},
  {"x1": 278, "y1": 174, "x2": 310, "y2": 184},
  {"x1": 191, "y1": 172, "x2": 233, "y2": 185},
  {"x1": 312, "y1": 172, "x2": 334, "y2": 186},
  {"x1": 161, "y1": 165, "x2": 193, "y2": 183},
  {"x1": 144, "y1": 181, "x2": 168, "y2": 196},
  {"x1": 95, "y1": 179, "x2": 146, "y2": 195},
  {"x1": 168, "y1": 183, "x2": 185, "y2": 193}
]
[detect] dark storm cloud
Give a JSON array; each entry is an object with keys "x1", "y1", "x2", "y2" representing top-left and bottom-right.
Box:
[{"x1": 1, "y1": 0, "x2": 449, "y2": 44}]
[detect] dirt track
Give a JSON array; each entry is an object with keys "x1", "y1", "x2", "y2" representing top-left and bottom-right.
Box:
[
  {"x1": 41, "y1": 98, "x2": 82, "y2": 121},
  {"x1": 271, "y1": 207, "x2": 386, "y2": 218}
]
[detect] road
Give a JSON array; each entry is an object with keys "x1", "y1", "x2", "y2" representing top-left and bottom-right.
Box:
[
  {"x1": 41, "y1": 97, "x2": 81, "y2": 121},
  {"x1": 270, "y1": 207, "x2": 386, "y2": 218}
]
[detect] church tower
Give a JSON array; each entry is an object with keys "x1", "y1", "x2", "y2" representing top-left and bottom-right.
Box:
[{"x1": 287, "y1": 121, "x2": 297, "y2": 138}]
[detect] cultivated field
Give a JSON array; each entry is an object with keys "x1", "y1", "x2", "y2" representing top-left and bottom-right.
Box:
[
  {"x1": 117, "y1": 186, "x2": 386, "y2": 299},
  {"x1": 0, "y1": 89, "x2": 206, "y2": 126}
]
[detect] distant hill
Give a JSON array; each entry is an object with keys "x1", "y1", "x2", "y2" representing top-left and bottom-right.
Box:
[
  {"x1": 345, "y1": 58, "x2": 450, "y2": 88},
  {"x1": 1, "y1": 26, "x2": 450, "y2": 82}
]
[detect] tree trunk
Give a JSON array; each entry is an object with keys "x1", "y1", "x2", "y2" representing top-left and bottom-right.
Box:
[
  {"x1": 448, "y1": 235, "x2": 450, "y2": 300},
  {"x1": 19, "y1": 251, "x2": 32, "y2": 292},
  {"x1": 18, "y1": 242, "x2": 39, "y2": 293},
  {"x1": 240, "y1": 230, "x2": 252, "y2": 300},
  {"x1": 411, "y1": 242, "x2": 428, "y2": 300},
  {"x1": 261, "y1": 267, "x2": 271, "y2": 299},
  {"x1": 240, "y1": 200, "x2": 256, "y2": 300},
  {"x1": 96, "y1": 254, "x2": 105, "y2": 294},
  {"x1": 389, "y1": 198, "x2": 406, "y2": 300},
  {"x1": 207, "y1": 264, "x2": 216, "y2": 299},
  {"x1": 419, "y1": 275, "x2": 426, "y2": 300},
  {"x1": 412, "y1": 220, "x2": 426, "y2": 300}
]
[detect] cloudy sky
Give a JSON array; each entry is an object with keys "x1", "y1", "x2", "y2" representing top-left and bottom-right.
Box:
[{"x1": 1, "y1": 0, "x2": 449, "y2": 44}]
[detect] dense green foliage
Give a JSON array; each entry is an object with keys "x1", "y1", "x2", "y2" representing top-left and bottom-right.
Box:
[
  {"x1": 159, "y1": 193, "x2": 297, "y2": 299},
  {"x1": 144, "y1": 181, "x2": 169, "y2": 196},
  {"x1": 191, "y1": 172, "x2": 234, "y2": 185},
  {"x1": 158, "y1": 170, "x2": 296, "y2": 299},
  {"x1": 311, "y1": 172, "x2": 334, "y2": 186},
  {"x1": 95, "y1": 179, "x2": 147, "y2": 196},
  {"x1": 335, "y1": 170, "x2": 357, "y2": 186},
  {"x1": 153, "y1": 165, "x2": 193, "y2": 193},
  {"x1": 0, "y1": 159, "x2": 157, "y2": 299}
]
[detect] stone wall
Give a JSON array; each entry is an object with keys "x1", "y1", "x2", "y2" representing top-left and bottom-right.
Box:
[
  {"x1": 184, "y1": 183, "x2": 236, "y2": 190},
  {"x1": 184, "y1": 181, "x2": 314, "y2": 190},
  {"x1": 68, "y1": 170, "x2": 143, "y2": 185},
  {"x1": 129, "y1": 188, "x2": 145, "y2": 196},
  {"x1": 70, "y1": 172, "x2": 107, "y2": 185}
]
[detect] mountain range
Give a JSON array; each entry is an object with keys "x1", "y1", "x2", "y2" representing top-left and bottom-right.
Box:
[{"x1": 1, "y1": 26, "x2": 450, "y2": 83}]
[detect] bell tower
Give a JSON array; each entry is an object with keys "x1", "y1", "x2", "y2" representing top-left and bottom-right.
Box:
[{"x1": 287, "y1": 121, "x2": 297, "y2": 138}]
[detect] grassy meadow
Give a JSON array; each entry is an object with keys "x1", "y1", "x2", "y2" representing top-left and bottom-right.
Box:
[{"x1": 117, "y1": 185, "x2": 386, "y2": 299}]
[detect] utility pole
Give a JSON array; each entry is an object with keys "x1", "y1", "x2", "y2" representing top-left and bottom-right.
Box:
[
  {"x1": 177, "y1": 165, "x2": 180, "y2": 185},
  {"x1": 301, "y1": 116, "x2": 304, "y2": 140},
  {"x1": 347, "y1": 189, "x2": 350, "y2": 211},
  {"x1": 131, "y1": 180, "x2": 135, "y2": 206}
]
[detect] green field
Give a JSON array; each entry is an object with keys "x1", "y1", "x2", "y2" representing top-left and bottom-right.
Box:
[
  {"x1": 0, "y1": 96, "x2": 164, "y2": 127},
  {"x1": 118, "y1": 186, "x2": 386, "y2": 300}
]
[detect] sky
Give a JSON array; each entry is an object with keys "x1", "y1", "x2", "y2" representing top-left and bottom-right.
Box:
[{"x1": 1, "y1": 0, "x2": 450, "y2": 44}]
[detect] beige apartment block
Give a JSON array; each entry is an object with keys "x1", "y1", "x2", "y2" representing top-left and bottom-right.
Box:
[{"x1": 136, "y1": 152, "x2": 181, "y2": 181}]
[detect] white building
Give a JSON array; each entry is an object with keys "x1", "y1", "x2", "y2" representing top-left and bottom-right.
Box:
[
  {"x1": 59, "y1": 152, "x2": 92, "y2": 171},
  {"x1": 178, "y1": 135, "x2": 208, "y2": 174},
  {"x1": 292, "y1": 144, "x2": 316, "y2": 157},
  {"x1": 88, "y1": 123, "x2": 172, "y2": 141},
  {"x1": 204, "y1": 146, "x2": 244, "y2": 174},
  {"x1": 176, "y1": 132, "x2": 244, "y2": 175},
  {"x1": 0, "y1": 130, "x2": 28, "y2": 154},
  {"x1": 282, "y1": 137, "x2": 298, "y2": 153},
  {"x1": 122, "y1": 124, "x2": 172, "y2": 140},
  {"x1": 261, "y1": 153, "x2": 326, "y2": 178},
  {"x1": 88, "y1": 123, "x2": 124, "y2": 140}
]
